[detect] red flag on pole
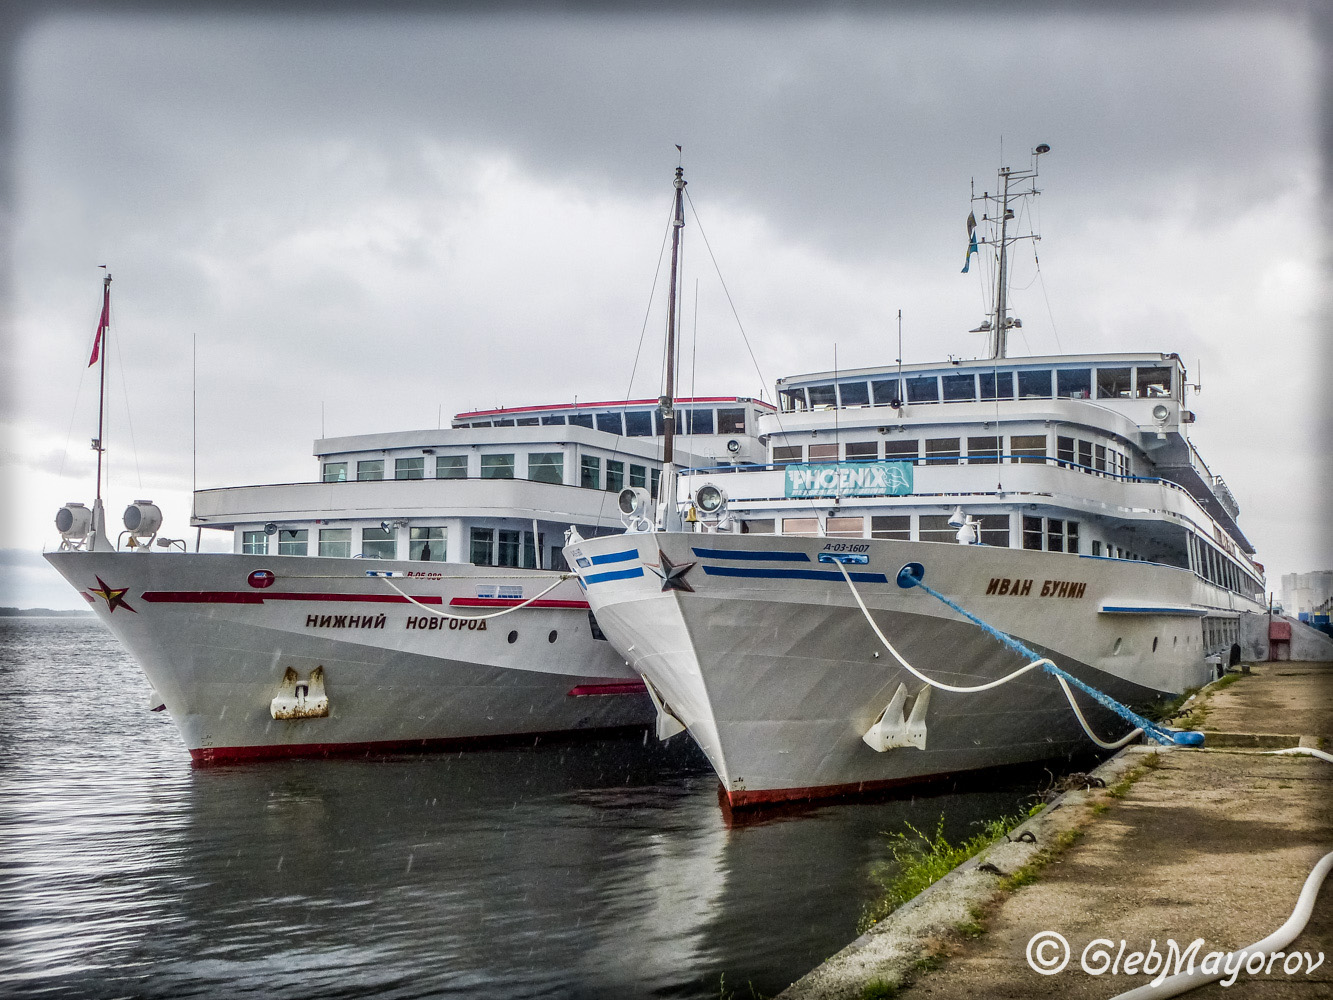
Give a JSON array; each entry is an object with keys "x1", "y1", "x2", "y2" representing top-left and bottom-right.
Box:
[{"x1": 89, "y1": 284, "x2": 109, "y2": 366}]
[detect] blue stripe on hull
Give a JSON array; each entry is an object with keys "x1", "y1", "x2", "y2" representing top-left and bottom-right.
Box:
[
  {"x1": 702, "y1": 566, "x2": 889, "y2": 584},
  {"x1": 690, "y1": 548, "x2": 811, "y2": 562},
  {"x1": 584, "y1": 567, "x2": 644, "y2": 585},
  {"x1": 590, "y1": 550, "x2": 639, "y2": 565}
]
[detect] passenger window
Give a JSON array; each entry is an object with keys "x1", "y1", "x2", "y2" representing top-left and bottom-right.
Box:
[
  {"x1": 808, "y1": 443, "x2": 839, "y2": 461},
  {"x1": 925, "y1": 438, "x2": 960, "y2": 464},
  {"x1": 966, "y1": 436, "x2": 999, "y2": 465},
  {"x1": 1010, "y1": 434, "x2": 1047, "y2": 464},
  {"x1": 871, "y1": 515, "x2": 910, "y2": 539},
  {"x1": 844, "y1": 441, "x2": 878, "y2": 460},
  {"x1": 772, "y1": 445, "x2": 803, "y2": 464}
]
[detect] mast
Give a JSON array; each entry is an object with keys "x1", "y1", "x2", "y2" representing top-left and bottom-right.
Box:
[
  {"x1": 661, "y1": 165, "x2": 686, "y2": 467},
  {"x1": 89, "y1": 271, "x2": 112, "y2": 551}
]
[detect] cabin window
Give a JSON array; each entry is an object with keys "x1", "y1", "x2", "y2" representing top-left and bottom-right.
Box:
[
  {"x1": 925, "y1": 438, "x2": 960, "y2": 465},
  {"x1": 516, "y1": 417, "x2": 540, "y2": 426},
  {"x1": 357, "y1": 459, "x2": 384, "y2": 481},
  {"x1": 871, "y1": 379, "x2": 901, "y2": 406},
  {"x1": 480, "y1": 454, "x2": 515, "y2": 479},
  {"x1": 436, "y1": 455, "x2": 466, "y2": 479},
  {"x1": 837, "y1": 382, "x2": 869, "y2": 408},
  {"x1": 318, "y1": 528, "x2": 351, "y2": 558},
  {"x1": 1094, "y1": 444, "x2": 1107, "y2": 474},
  {"x1": 979, "y1": 371, "x2": 1015, "y2": 400},
  {"x1": 568, "y1": 413, "x2": 594, "y2": 429},
  {"x1": 1092, "y1": 540, "x2": 1102, "y2": 557},
  {"x1": 629, "y1": 464, "x2": 647, "y2": 489},
  {"x1": 470, "y1": 527, "x2": 493, "y2": 565},
  {"x1": 884, "y1": 439, "x2": 919, "y2": 465},
  {"x1": 906, "y1": 376, "x2": 939, "y2": 403},
  {"x1": 527, "y1": 452, "x2": 564, "y2": 485},
  {"x1": 410, "y1": 526, "x2": 446, "y2": 562},
  {"x1": 808, "y1": 443, "x2": 839, "y2": 462},
  {"x1": 395, "y1": 457, "x2": 425, "y2": 480},
  {"x1": 781, "y1": 517, "x2": 820, "y2": 537},
  {"x1": 773, "y1": 444, "x2": 803, "y2": 464},
  {"x1": 1136, "y1": 366, "x2": 1173, "y2": 398},
  {"x1": 580, "y1": 455, "x2": 601, "y2": 489},
  {"x1": 687, "y1": 408, "x2": 715, "y2": 434},
  {"x1": 942, "y1": 373, "x2": 977, "y2": 402},
  {"x1": 827, "y1": 516, "x2": 864, "y2": 538},
  {"x1": 717, "y1": 408, "x2": 746, "y2": 433},
  {"x1": 1022, "y1": 516, "x2": 1043, "y2": 550},
  {"x1": 966, "y1": 436, "x2": 1000, "y2": 465},
  {"x1": 624, "y1": 411, "x2": 653, "y2": 437},
  {"x1": 1016, "y1": 370, "x2": 1052, "y2": 398},
  {"x1": 362, "y1": 526, "x2": 396, "y2": 559},
  {"x1": 918, "y1": 514, "x2": 956, "y2": 544},
  {"x1": 779, "y1": 388, "x2": 808, "y2": 412},
  {"x1": 742, "y1": 519, "x2": 775, "y2": 534},
  {"x1": 650, "y1": 468, "x2": 660, "y2": 499},
  {"x1": 323, "y1": 462, "x2": 347, "y2": 483},
  {"x1": 606, "y1": 460, "x2": 624, "y2": 492},
  {"x1": 1047, "y1": 518, "x2": 1064, "y2": 552},
  {"x1": 1097, "y1": 367, "x2": 1132, "y2": 399},
  {"x1": 278, "y1": 528, "x2": 308, "y2": 556},
  {"x1": 977, "y1": 515, "x2": 1011, "y2": 547},
  {"x1": 807, "y1": 384, "x2": 838, "y2": 408},
  {"x1": 845, "y1": 441, "x2": 879, "y2": 460},
  {"x1": 1056, "y1": 436, "x2": 1075, "y2": 468},
  {"x1": 871, "y1": 515, "x2": 910, "y2": 540},
  {"x1": 496, "y1": 529, "x2": 525, "y2": 567},
  {"x1": 595, "y1": 412, "x2": 623, "y2": 435},
  {"x1": 541, "y1": 414, "x2": 566, "y2": 425},
  {"x1": 1010, "y1": 434, "x2": 1047, "y2": 464},
  {"x1": 242, "y1": 530, "x2": 267, "y2": 555},
  {"x1": 1077, "y1": 440, "x2": 1093, "y2": 470}
]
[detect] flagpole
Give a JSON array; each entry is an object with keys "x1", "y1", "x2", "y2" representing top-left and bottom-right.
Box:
[{"x1": 90, "y1": 270, "x2": 111, "y2": 550}]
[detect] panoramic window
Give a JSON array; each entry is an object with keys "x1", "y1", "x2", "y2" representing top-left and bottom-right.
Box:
[
  {"x1": 1010, "y1": 434, "x2": 1047, "y2": 464},
  {"x1": 1136, "y1": 366, "x2": 1173, "y2": 398},
  {"x1": 871, "y1": 379, "x2": 901, "y2": 406},
  {"x1": 480, "y1": 454, "x2": 515, "y2": 479},
  {"x1": 807, "y1": 384, "x2": 837, "y2": 408},
  {"x1": 624, "y1": 411, "x2": 653, "y2": 437},
  {"x1": 492, "y1": 418, "x2": 515, "y2": 427},
  {"x1": 514, "y1": 416, "x2": 539, "y2": 426},
  {"x1": 966, "y1": 436, "x2": 999, "y2": 465},
  {"x1": 395, "y1": 457, "x2": 424, "y2": 480},
  {"x1": 568, "y1": 413, "x2": 594, "y2": 429},
  {"x1": 717, "y1": 407, "x2": 747, "y2": 433},
  {"x1": 837, "y1": 382, "x2": 869, "y2": 407},
  {"x1": 362, "y1": 526, "x2": 396, "y2": 559},
  {"x1": 527, "y1": 452, "x2": 564, "y2": 485},
  {"x1": 322, "y1": 462, "x2": 347, "y2": 483},
  {"x1": 580, "y1": 455, "x2": 601, "y2": 489},
  {"x1": 1097, "y1": 367, "x2": 1132, "y2": 399},
  {"x1": 1016, "y1": 370, "x2": 1052, "y2": 398},
  {"x1": 979, "y1": 371, "x2": 1015, "y2": 400},
  {"x1": 870, "y1": 515, "x2": 910, "y2": 540},
  {"x1": 410, "y1": 526, "x2": 445, "y2": 562},
  {"x1": 942, "y1": 373, "x2": 977, "y2": 402},
  {"x1": 278, "y1": 528, "x2": 308, "y2": 556},
  {"x1": 845, "y1": 441, "x2": 878, "y2": 460},
  {"x1": 595, "y1": 412, "x2": 623, "y2": 435},
  {"x1": 779, "y1": 387, "x2": 808, "y2": 412},
  {"x1": 687, "y1": 408, "x2": 714, "y2": 434},
  {"x1": 541, "y1": 414, "x2": 567, "y2": 425},
  {"x1": 318, "y1": 528, "x2": 351, "y2": 558},
  {"x1": 1056, "y1": 369, "x2": 1091, "y2": 399},
  {"x1": 242, "y1": 530, "x2": 267, "y2": 555},
  {"x1": 435, "y1": 455, "x2": 466, "y2": 479},
  {"x1": 925, "y1": 438, "x2": 960, "y2": 465},
  {"x1": 356, "y1": 459, "x2": 384, "y2": 481},
  {"x1": 906, "y1": 376, "x2": 939, "y2": 403}
]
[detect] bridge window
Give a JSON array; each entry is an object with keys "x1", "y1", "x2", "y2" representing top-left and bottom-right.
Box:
[
  {"x1": 541, "y1": 414, "x2": 566, "y2": 425},
  {"x1": 318, "y1": 528, "x2": 351, "y2": 558},
  {"x1": 686, "y1": 408, "x2": 714, "y2": 434},
  {"x1": 242, "y1": 530, "x2": 267, "y2": 555},
  {"x1": 480, "y1": 454, "x2": 515, "y2": 479},
  {"x1": 1094, "y1": 444, "x2": 1107, "y2": 474},
  {"x1": 871, "y1": 379, "x2": 901, "y2": 406},
  {"x1": 323, "y1": 462, "x2": 347, "y2": 483},
  {"x1": 356, "y1": 459, "x2": 384, "y2": 481},
  {"x1": 837, "y1": 382, "x2": 869, "y2": 407},
  {"x1": 624, "y1": 411, "x2": 653, "y2": 437},
  {"x1": 1056, "y1": 369, "x2": 1091, "y2": 399},
  {"x1": 595, "y1": 412, "x2": 623, "y2": 435},
  {"x1": 1017, "y1": 370, "x2": 1052, "y2": 398},
  {"x1": 436, "y1": 455, "x2": 466, "y2": 479},
  {"x1": 966, "y1": 436, "x2": 1000, "y2": 465},
  {"x1": 514, "y1": 416, "x2": 539, "y2": 426},
  {"x1": 568, "y1": 413, "x2": 594, "y2": 429},
  {"x1": 1136, "y1": 366, "x2": 1173, "y2": 398},
  {"x1": 395, "y1": 457, "x2": 424, "y2": 480},
  {"x1": 362, "y1": 526, "x2": 396, "y2": 559},
  {"x1": 278, "y1": 528, "x2": 308, "y2": 556},
  {"x1": 807, "y1": 384, "x2": 837, "y2": 408},
  {"x1": 942, "y1": 373, "x2": 977, "y2": 402},
  {"x1": 871, "y1": 515, "x2": 910, "y2": 540},
  {"x1": 410, "y1": 526, "x2": 446, "y2": 562},
  {"x1": 980, "y1": 371, "x2": 1014, "y2": 400},
  {"x1": 906, "y1": 376, "x2": 939, "y2": 403},
  {"x1": 1097, "y1": 367, "x2": 1132, "y2": 399},
  {"x1": 779, "y1": 388, "x2": 808, "y2": 412},
  {"x1": 527, "y1": 452, "x2": 564, "y2": 485}
]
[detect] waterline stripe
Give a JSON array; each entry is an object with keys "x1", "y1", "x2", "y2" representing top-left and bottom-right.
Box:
[
  {"x1": 702, "y1": 566, "x2": 888, "y2": 584},
  {"x1": 690, "y1": 548, "x2": 810, "y2": 562}
]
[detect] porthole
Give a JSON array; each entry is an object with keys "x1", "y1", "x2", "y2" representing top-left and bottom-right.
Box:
[
  {"x1": 507, "y1": 630, "x2": 518, "y2": 644},
  {"x1": 548, "y1": 630, "x2": 558, "y2": 644}
]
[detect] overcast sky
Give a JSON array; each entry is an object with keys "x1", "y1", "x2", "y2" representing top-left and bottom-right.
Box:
[{"x1": 1, "y1": 4, "x2": 1328, "y2": 608}]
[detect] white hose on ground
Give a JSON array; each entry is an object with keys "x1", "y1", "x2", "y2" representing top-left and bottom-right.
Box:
[
  {"x1": 1265, "y1": 746, "x2": 1333, "y2": 765},
  {"x1": 834, "y1": 561, "x2": 1142, "y2": 748},
  {"x1": 378, "y1": 574, "x2": 570, "y2": 621}
]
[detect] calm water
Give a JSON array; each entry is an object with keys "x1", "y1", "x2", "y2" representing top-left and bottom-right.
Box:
[{"x1": 0, "y1": 618, "x2": 1051, "y2": 999}]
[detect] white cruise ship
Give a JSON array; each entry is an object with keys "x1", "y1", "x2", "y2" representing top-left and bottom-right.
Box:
[
  {"x1": 566, "y1": 151, "x2": 1267, "y2": 808},
  {"x1": 46, "y1": 324, "x2": 774, "y2": 762}
]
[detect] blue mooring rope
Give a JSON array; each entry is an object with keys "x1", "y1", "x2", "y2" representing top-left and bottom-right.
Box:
[{"x1": 898, "y1": 566, "x2": 1202, "y2": 747}]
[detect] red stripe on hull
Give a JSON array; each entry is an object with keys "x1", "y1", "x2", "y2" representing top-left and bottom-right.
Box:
[
  {"x1": 567, "y1": 681, "x2": 648, "y2": 696},
  {"x1": 141, "y1": 591, "x2": 443, "y2": 605},
  {"x1": 189, "y1": 724, "x2": 651, "y2": 765},
  {"x1": 722, "y1": 771, "x2": 960, "y2": 810},
  {"x1": 450, "y1": 597, "x2": 590, "y2": 609}
]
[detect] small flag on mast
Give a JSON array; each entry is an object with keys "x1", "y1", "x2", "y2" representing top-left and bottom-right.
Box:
[
  {"x1": 89, "y1": 274, "x2": 109, "y2": 367},
  {"x1": 961, "y1": 230, "x2": 979, "y2": 273}
]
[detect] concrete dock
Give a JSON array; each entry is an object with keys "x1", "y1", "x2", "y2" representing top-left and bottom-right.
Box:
[{"x1": 782, "y1": 662, "x2": 1332, "y2": 999}]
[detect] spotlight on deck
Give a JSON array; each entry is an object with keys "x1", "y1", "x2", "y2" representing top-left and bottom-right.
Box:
[
  {"x1": 56, "y1": 502, "x2": 92, "y2": 541},
  {"x1": 123, "y1": 501, "x2": 162, "y2": 539},
  {"x1": 617, "y1": 487, "x2": 654, "y2": 533},
  {"x1": 694, "y1": 484, "x2": 727, "y2": 516},
  {"x1": 947, "y1": 505, "x2": 967, "y2": 529}
]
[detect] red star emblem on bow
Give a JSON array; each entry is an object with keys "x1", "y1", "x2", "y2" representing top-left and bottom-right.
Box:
[{"x1": 89, "y1": 576, "x2": 137, "y2": 614}]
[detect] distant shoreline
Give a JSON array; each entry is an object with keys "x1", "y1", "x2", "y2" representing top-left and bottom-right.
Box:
[{"x1": 0, "y1": 607, "x2": 93, "y2": 617}]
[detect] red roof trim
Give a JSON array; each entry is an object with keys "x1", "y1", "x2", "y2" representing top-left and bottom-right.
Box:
[{"x1": 455, "y1": 396, "x2": 775, "y2": 419}]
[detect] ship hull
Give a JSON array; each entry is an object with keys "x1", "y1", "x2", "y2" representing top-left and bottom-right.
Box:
[
  {"x1": 567, "y1": 532, "x2": 1250, "y2": 806},
  {"x1": 46, "y1": 551, "x2": 652, "y2": 761}
]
